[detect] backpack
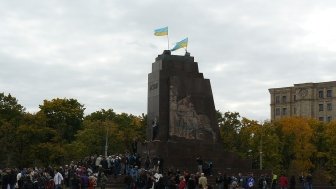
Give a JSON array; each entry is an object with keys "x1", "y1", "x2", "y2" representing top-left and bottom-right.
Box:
[{"x1": 247, "y1": 177, "x2": 254, "y2": 188}]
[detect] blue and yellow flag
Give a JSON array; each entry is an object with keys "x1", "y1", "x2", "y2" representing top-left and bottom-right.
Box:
[
  {"x1": 171, "y1": 38, "x2": 188, "y2": 51},
  {"x1": 154, "y1": 27, "x2": 168, "y2": 36}
]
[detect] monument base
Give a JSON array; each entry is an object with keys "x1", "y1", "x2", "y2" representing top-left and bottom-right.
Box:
[
  {"x1": 138, "y1": 140, "x2": 251, "y2": 173},
  {"x1": 144, "y1": 52, "x2": 252, "y2": 174}
]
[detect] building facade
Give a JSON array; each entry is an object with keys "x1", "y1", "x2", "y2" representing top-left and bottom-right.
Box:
[{"x1": 269, "y1": 81, "x2": 336, "y2": 122}]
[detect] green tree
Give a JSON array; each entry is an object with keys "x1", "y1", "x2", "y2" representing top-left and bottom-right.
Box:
[
  {"x1": 234, "y1": 118, "x2": 282, "y2": 172},
  {"x1": 217, "y1": 111, "x2": 241, "y2": 151},
  {"x1": 324, "y1": 121, "x2": 336, "y2": 183},
  {"x1": 0, "y1": 92, "x2": 25, "y2": 124},
  {"x1": 32, "y1": 142, "x2": 65, "y2": 166},
  {"x1": 0, "y1": 93, "x2": 25, "y2": 166},
  {"x1": 0, "y1": 121, "x2": 17, "y2": 166},
  {"x1": 69, "y1": 120, "x2": 113, "y2": 157},
  {"x1": 237, "y1": 118, "x2": 264, "y2": 169},
  {"x1": 13, "y1": 123, "x2": 57, "y2": 167},
  {"x1": 85, "y1": 109, "x2": 116, "y2": 121},
  {"x1": 71, "y1": 109, "x2": 147, "y2": 157},
  {"x1": 259, "y1": 121, "x2": 282, "y2": 172},
  {"x1": 38, "y1": 98, "x2": 85, "y2": 142}
]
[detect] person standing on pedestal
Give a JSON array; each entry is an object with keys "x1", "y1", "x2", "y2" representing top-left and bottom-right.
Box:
[
  {"x1": 196, "y1": 157, "x2": 203, "y2": 173},
  {"x1": 152, "y1": 118, "x2": 159, "y2": 141}
]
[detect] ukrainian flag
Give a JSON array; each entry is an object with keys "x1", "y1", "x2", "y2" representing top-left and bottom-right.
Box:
[
  {"x1": 154, "y1": 27, "x2": 168, "y2": 36},
  {"x1": 171, "y1": 38, "x2": 188, "y2": 51}
]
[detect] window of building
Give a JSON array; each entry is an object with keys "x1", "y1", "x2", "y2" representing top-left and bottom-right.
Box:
[
  {"x1": 319, "y1": 104, "x2": 324, "y2": 111},
  {"x1": 294, "y1": 95, "x2": 296, "y2": 101},
  {"x1": 327, "y1": 90, "x2": 332, "y2": 97},
  {"x1": 327, "y1": 103, "x2": 332, "y2": 111},
  {"x1": 282, "y1": 108, "x2": 287, "y2": 115},
  {"x1": 319, "y1": 90, "x2": 324, "y2": 98},
  {"x1": 282, "y1": 96, "x2": 287, "y2": 103},
  {"x1": 275, "y1": 108, "x2": 280, "y2": 116},
  {"x1": 275, "y1": 96, "x2": 280, "y2": 104},
  {"x1": 327, "y1": 116, "x2": 332, "y2": 122},
  {"x1": 319, "y1": 117, "x2": 324, "y2": 121}
]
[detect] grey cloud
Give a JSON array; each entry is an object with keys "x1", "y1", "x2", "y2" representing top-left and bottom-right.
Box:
[{"x1": 1, "y1": 0, "x2": 336, "y2": 120}]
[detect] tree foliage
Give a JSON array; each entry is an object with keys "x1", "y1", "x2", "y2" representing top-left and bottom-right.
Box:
[
  {"x1": 217, "y1": 110, "x2": 336, "y2": 182},
  {"x1": 324, "y1": 121, "x2": 336, "y2": 183},
  {"x1": 81, "y1": 109, "x2": 146, "y2": 154},
  {"x1": 0, "y1": 94, "x2": 146, "y2": 168},
  {"x1": 0, "y1": 92, "x2": 25, "y2": 124},
  {"x1": 2, "y1": 92, "x2": 336, "y2": 184},
  {"x1": 217, "y1": 111, "x2": 241, "y2": 152},
  {"x1": 38, "y1": 98, "x2": 85, "y2": 142},
  {"x1": 0, "y1": 93, "x2": 26, "y2": 166},
  {"x1": 276, "y1": 117, "x2": 316, "y2": 173}
]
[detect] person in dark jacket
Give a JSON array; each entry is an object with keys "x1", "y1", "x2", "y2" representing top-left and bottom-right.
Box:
[
  {"x1": 223, "y1": 173, "x2": 230, "y2": 189},
  {"x1": 215, "y1": 173, "x2": 224, "y2": 189},
  {"x1": 70, "y1": 174, "x2": 80, "y2": 189},
  {"x1": 289, "y1": 175, "x2": 296, "y2": 189},
  {"x1": 305, "y1": 174, "x2": 312, "y2": 189},
  {"x1": 187, "y1": 174, "x2": 196, "y2": 189},
  {"x1": 2, "y1": 169, "x2": 12, "y2": 189}
]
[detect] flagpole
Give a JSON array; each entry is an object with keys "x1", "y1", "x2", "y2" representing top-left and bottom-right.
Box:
[
  {"x1": 185, "y1": 37, "x2": 188, "y2": 53},
  {"x1": 167, "y1": 34, "x2": 170, "y2": 50}
]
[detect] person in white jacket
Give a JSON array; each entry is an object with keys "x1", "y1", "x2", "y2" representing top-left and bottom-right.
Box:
[{"x1": 54, "y1": 169, "x2": 64, "y2": 189}]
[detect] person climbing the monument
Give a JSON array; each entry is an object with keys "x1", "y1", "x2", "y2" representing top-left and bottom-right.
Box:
[
  {"x1": 152, "y1": 156, "x2": 159, "y2": 172},
  {"x1": 152, "y1": 117, "x2": 159, "y2": 141},
  {"x1": 131, "y1": 138, "x2": 138, "y2": 154},
  {"x1": 196, "y1": 156, "x2": 203, "y2": 173}
]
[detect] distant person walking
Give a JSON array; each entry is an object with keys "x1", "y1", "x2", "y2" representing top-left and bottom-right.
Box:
[
  {"x1": 305, "y1": 174, "x2": 312, "y2": 189},
  {"x1": 246, "y1": 173, "x2": 255, "y2": 189},
  {"x1": 279, "y1": 174, "x2": 288, "y2": 189},
  {"x1": 272, "y1": 174, "x2": 278, "y2": 189},
  {"x1": 299, "y1": 173, "x2": 305, "y2": 189},
  {"x1": 289, "y1": 175, "x2": 296, "y2": 189}
]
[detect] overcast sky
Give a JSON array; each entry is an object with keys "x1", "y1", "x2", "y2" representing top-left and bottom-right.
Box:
[{"x1": 1, "y1": 0, "x2": 336, "y2": 121}]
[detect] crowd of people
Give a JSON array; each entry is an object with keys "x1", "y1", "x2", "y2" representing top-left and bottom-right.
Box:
[{"x1": 0, "y1": 153, "x2": 314, "y2": 189}]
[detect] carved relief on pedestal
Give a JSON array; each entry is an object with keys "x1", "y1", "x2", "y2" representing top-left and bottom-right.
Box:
[{"x1": 169, "y1": 85, "x2": 216, "y2": 142}]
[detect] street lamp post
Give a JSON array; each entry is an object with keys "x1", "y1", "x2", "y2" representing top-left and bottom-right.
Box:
[
  {"x1": 105, "y1": 127, "x2": 108, "y2": 157},
  {"x1": 260, "y1": 135, "x2": 263, "y2": 170},
  {"x1": 248, "y1": 149, "x2": 253, "y2": 169},
  {"x1": 259, "y1": 121, "x2": 263, "y2": 170}
]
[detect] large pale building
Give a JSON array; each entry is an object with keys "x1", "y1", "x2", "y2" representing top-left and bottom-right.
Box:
[{"x1": 269, "y1": 81, "x2": 336, "y2": 122}]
